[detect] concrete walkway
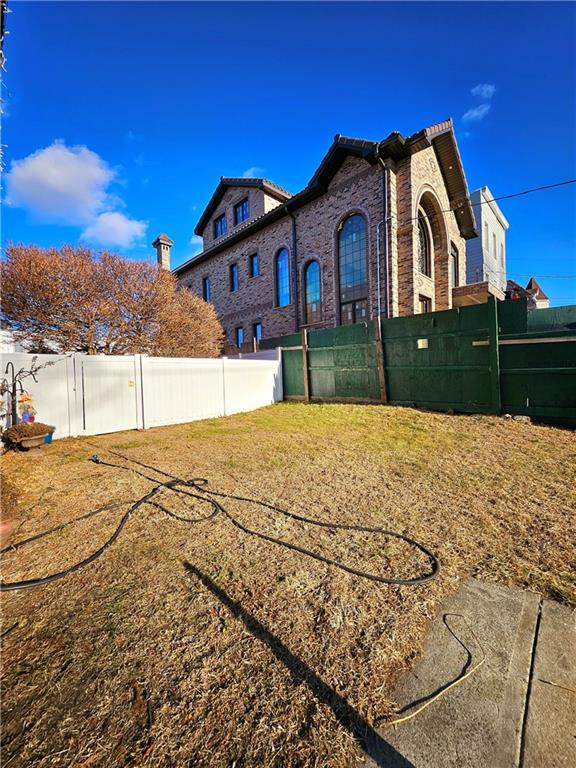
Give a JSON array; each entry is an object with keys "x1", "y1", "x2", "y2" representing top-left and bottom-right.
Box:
[{"x1": 366, "y1": 579, "x2": 575, "y2": 768}]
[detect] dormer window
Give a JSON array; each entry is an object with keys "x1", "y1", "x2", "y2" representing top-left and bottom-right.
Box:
[
  {"x1": 234, "y1": 198, "x2": 250, "y2": 226},
  {"x1": 214, "y1": 213, "x2": 227, "y2": 238}
]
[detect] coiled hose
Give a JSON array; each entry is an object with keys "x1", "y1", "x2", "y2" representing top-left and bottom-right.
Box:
[{"x1": 0, "y1": 449, "x2": 439, "y2": 591}]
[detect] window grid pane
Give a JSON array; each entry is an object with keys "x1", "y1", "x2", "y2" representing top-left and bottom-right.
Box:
[
  {"x1": 338, "y1": 215, "x2": 368, "y2": 322},
  {"x1": 230, "y1": 263, "x2": 239, "y2": 292},
  {"x1": 214, "y1": 214, "x2": 227, "y2": 238},
  {"x1": 234, "y1": 198, "x2": 250, "y2": 226},
  {"x1": 249, "y1": 253, "x2": 259, "y2": 277},
  {"x1": 202, "y1": 276, "x2": 211, "y2": 302},
  {"x1": 253, "y1": 322, "x2": 262, "y2": 341},
  {"x1": 418, "y1": 214, "x2": 431, "y2": 276},
  {"x1": 235, "y1": 327, "x2": 244, "y2": 347},
  {"x1": 276, "y1": 248, "x2": 290, "y2": 306},
  {"x1": 305, "y1": 261, "x2": 321, "y2": 324}
]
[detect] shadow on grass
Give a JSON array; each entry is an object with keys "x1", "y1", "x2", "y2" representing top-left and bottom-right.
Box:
[{"x1": 183, "y1": 561, "x2": 415, "y2": 768}]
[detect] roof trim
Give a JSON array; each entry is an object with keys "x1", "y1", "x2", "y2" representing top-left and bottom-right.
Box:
[
  {"x1": 194, "y1": 177, "x2": 292, "y2": 236},
  {"x1": 306, "y1": 135, "x2": 379, "y2": 189},
  {"x1": 422, "y1": 119, "x2": 477, "y2": 239},
  {"x1": 176, "y1": 119, "x2": 477, "y2": 274},
  {"x1": 478, "y1": 186, "x2": 510, "y2": 230}
]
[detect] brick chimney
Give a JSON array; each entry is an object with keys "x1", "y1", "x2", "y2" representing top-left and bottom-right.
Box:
[{"x1": 152, "y1": 233, "x2": 174, "y2": 270}]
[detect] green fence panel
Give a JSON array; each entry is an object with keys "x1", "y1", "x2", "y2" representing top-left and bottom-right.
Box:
[
  {"x1": 307, "y1": 322, "x2": 381, "y2": 401},
  {"x1": 526, "y1": 304, "x2": 576, "y2": 333},
  {"x1": 259, "y1": 302, "x2": 576, "y2": 423},
  {"x1": 381, "y1": 303, "x2": 495, "y2": 413},
  {"x1": 498, "y1": 300, "x2": 528, "y2": 335},
  {"x1": 498, "y1": 301, "x2": 576, "y2": 422},
  {"x1": 260, "y1": 333, "x2": 302, "y2": 350},
  {"x1": 281, "y1": 348, "x2": 305, "y2": 398}
]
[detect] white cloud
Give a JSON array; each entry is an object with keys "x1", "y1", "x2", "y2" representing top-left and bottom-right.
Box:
[
  {"x1": 6, "y1": 141, "x2": 115, "y2": 224},
  {"x1": 6, "y1": 140, "x2": 148, "y2": 249},
  {"x1": 189, "y1": 234, "x2": 203, "y2": 256},
  {"x1": 462, "y1": 103, "x2": 491, "y2": 123},
  {"x1": 81, "y1": 212, "x2": 147, "y2": 248},
  {"x1": 242, "y1": 166, "x2": 265, "y2": 179},
  {"x1": 471, "y1": 83, "x2": 496, "y2": 100}
]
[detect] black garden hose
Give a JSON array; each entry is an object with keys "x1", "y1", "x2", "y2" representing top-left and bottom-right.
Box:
[{"x1": 0, "y1": 450, "x2": 439, "y2": 591}]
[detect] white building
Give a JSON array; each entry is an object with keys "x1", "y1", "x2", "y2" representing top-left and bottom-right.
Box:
[{"x1": 466, "y1": 186, "x2": 509, "y2": 291}]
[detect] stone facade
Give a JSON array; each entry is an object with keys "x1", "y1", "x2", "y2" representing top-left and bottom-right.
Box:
[{"x1": 175, "y1": 124, "x2": 475, "y2": 346}]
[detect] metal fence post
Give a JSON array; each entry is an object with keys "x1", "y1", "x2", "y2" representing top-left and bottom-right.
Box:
[
  {"x1": 487, "y1": 296, "x2": 502, "y2": 414},
  {"x1": 374, "y1": 317, "x2": 388, "y2": 404},
  {"x1": 302, "y1": 329, "x2": 310, "y2": 401}
]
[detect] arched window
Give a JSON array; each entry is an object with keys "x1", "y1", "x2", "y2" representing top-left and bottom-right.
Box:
[
  {"x1": 275, "y1": 248, "x2": 290, "y2": 307},
  {"x1": 418, "y1": 212, "x2": 432, "y2": 277},
  {"x1": 304, "y1": 261, "x2": 321, "y2": 324},
  {"x1": 338, "y1": 214, "x2": 368, "y2": 325}
]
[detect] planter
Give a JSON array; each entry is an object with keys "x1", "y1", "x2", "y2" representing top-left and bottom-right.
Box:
[
  {"x1": 19, "y1": 434, "x2": 51, "y2": 450},
  {"x1": 2, "y1": 422, "x2": 56, "y2": 450}
]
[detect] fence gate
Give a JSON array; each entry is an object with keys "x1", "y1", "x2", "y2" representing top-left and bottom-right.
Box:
[
  {"x1": 80, "y1": 355, "x2": 142, "y2": 435},
  {"x1": 262, "y1": 322, "x2": 386, "y2": 403}
]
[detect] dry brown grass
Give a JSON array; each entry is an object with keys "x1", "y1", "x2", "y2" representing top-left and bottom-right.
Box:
[{"x1": 1, "y1": 403, "x2": 574, "y2": 768}]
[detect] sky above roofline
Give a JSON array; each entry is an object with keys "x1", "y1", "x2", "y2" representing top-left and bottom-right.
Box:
[{"x1": 2, "y1": 1, "x2": 575, "y2": 305}]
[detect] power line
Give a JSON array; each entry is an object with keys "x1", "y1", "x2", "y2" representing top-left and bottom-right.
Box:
[
  {"x1": 481, "y1": 178, "x2": 576, "y2": 205},
  {"x1": 403, "y1": 178, "x2": 576, "y2": 227},
  {"x1": 490, "y1": 272, "x2": 576, "y2": 279}
]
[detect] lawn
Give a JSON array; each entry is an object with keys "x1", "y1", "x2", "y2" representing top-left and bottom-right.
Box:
[{"x1": 1, "y1": 403, "x2": 574, "y2": 767}]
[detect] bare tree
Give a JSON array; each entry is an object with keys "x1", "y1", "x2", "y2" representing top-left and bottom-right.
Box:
[{"x1": 1, "y1": 244, "x2": 224, "y2": 356}]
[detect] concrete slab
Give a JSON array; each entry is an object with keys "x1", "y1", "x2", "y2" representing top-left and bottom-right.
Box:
[
  {"x1": 522, "y1": 600, "x2": 576, "y2": 768},
  {"x1": 364, "y1": 579, "x2": 541, "y2": 768}
]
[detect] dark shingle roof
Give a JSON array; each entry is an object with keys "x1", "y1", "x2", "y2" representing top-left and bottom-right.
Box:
[
  {"x1": 176, "y1": 118, "x2": 476, "y2": 275},
  {"x1": 194, "y1": 178, "x2": 292, "y2": 235}
]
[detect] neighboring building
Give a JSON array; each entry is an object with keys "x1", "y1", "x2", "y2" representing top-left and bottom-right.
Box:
[
  {"x1": 466, "y1": 186, "x2": 509, "y2": 292},
  {"x1": 169, "y1": 119, "x2": 478, "y2": 346},
  {"x1": 525, "y1": 277, "x2": 550, "y2": 309},
  {"x1": 506, "y1": 278, "x2": 550, "y2": 309}
]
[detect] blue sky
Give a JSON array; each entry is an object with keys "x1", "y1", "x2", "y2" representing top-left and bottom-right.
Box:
[{"x1": 3, "y1": 1, "x2": 576, "y2": 305}]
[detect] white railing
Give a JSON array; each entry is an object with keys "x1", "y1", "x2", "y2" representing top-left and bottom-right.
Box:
[{"x1": 0, "y1": 351, "x2": 282, "y2": 439}]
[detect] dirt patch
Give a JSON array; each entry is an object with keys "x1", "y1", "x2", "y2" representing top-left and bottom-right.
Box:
[{"x1": 1, "y1": 403, "x2": 574, "y2": 767}]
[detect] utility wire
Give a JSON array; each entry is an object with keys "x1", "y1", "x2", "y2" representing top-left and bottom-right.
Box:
[
  {"x1": 401, "y1": 178, "x2": 576, "y2": 227},
  {"x1": 495, "y1": 273, "x2": 576, "y2": 279}
]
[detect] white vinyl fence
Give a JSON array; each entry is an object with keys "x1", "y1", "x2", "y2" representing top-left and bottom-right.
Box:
[{"x1": 0, "y1": 350, "x2": 282, "y2": 439}]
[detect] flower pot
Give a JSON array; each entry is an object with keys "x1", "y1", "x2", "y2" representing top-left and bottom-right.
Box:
[{"x1": 19, "y1": 434, "x2": 50, "y2": 450}]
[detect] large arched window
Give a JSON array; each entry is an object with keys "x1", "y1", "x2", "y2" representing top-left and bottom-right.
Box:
[
  {"x1": 338, "y1": 214, "x2": 368, "y2": 325},
  {"x1": 418, "y1": 212, "x2": 432, "y2": 277},
  {"x1": 304, "y1": 261, "x2": 321, "y2": 324},
  {"x1": 275, "y1": 248, "x2": 290, "y2": 307}
]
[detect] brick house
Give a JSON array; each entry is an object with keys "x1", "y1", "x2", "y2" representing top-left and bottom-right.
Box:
[{"x1": 170, "y1": 119, "x2": 477, "y2": 347}]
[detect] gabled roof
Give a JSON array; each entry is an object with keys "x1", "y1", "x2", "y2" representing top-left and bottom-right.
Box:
[
  {"x1": 177, "y1": 119, "x2": 476, "y2": 275},
  {"x1": 526, "y1": 277, "x2": 549, "y2": 300},
  {"x1": 194, "y1": 177, "x2": 292, "y2": 236},
  {"x1": 310, "y1": 120, "x2": 476, "y2": 238},
  {"x1": 307, "y1": 135, "x2": 380, "y2": 188},
  {"x1": 475, "y1": 186, "x2": 510, "y2": 230}
]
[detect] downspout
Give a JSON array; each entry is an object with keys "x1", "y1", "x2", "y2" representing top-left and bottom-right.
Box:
[
  {"x1": 376, "y1": 155, "x2": 390, "y2": 318},
  {"x1": 285, "y1": 203, "x2": 299, "y2": 332}
]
